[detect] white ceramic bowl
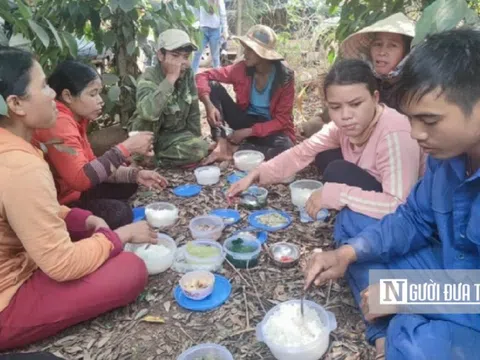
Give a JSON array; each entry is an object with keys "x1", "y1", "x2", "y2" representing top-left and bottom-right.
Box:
[
  {"x1": 189, "y1": 215, "x2": 224, "y2": 241},
  {"x1": 125, "y1": 233, "x2": 177, "y2": 275},
  {"x1": 179, "y1": 270, "x2": 215, "y2": 300},
  {"x1": 194, "y1": 166, "x2": 221, "y2": 186},
  {"x1": 145, "y1": 202, "x2": 178, "y2": 228},
  {"x1": 233, "y1": 150, "x2": 265, "y2": 172},
  {"x1": 289, "y1": 179, "x2": 323, "y2": 208}
]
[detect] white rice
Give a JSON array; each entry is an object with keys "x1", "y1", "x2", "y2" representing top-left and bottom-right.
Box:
[
  {"x1": 291, "y1": 188, "x2": 315, "y2": 207},
  {"x1": 263, "y1": 302, "x2": 325, "y2": 347},
  {"x1": 145, "y1": 208, "x2": 177, "y2": 227}
]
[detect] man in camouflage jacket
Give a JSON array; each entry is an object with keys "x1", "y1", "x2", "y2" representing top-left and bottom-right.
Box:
[{"x1": 128, "y1": 29, "x2": 209, "y2": 167}]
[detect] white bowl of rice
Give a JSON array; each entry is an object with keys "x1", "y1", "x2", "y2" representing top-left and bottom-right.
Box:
[
  {"x1": 233, "y1": 150, "x2": 265, "y2": 172},
  {"x1": 256, "y1": 299, "x2": 337, "y2": 360}
]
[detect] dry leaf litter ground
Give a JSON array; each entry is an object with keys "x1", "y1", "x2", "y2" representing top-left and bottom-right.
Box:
[{"x1": 14, "y1": 86, "x2": 376, "y2": 360}]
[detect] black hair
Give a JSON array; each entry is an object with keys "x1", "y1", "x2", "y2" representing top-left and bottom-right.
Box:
[
  {"x1": 48, "y1": 60, "x2": 99, "y2": 99},
  {"x1": 0, "y1": 46, "x2": 35, "y2": 116},
  {"x1": 395, "y1": 28, "x2": 480, "y2": 116},
  {"x1": 323, "y1": 59, "x2": 379, "y2": 98}
]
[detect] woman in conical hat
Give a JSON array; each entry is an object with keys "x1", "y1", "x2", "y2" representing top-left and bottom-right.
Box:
[{"x1": 340, "y1": 13, "x2": 415, "y2": 110}]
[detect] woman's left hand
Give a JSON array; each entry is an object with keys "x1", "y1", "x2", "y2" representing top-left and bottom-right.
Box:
[
  {"x1": 85, "y1": 215, "x2": 110, "y2": 232},
  {"x1": 305, "y1": 188, "x2": 324, "y2": 219},
  {"x1": 137, "y1": 170, "x2": 168, "y2": 190}
]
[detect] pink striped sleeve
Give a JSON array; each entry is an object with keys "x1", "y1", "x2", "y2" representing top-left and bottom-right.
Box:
[
  {"x1": 258, "y1": 122, "x2": 341, "y2": 184},
  {"x1": 320, "y1": 130, "x2": 422, "y2": 219}
]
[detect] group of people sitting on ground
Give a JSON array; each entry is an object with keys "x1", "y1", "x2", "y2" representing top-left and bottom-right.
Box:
[{"x1": 0, "y1": 10, "x2": 478, "y2": 360}]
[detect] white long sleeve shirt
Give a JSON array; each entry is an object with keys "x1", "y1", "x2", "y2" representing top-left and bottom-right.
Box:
[{"x1": 194, "y1": 0, "x2": 228, "y2": 33}]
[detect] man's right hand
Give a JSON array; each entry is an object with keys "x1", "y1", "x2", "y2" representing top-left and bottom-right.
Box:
[
  {"x1": 206, "y1": 105, "x2": 223, "y2": 127},
  {"x1": 163, "y1": 53, "x2": 182, "y2": 85},
  {"x1": 122, "y1": 132, "x2": 154, "y2": 156},
  {"x1": 304, "y1": 245, "x2": 357, "y2": 290}
]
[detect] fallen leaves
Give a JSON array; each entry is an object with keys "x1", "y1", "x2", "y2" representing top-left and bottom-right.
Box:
[{"x1": 22, "y1": 159, "x2": 373, "y2": 359}]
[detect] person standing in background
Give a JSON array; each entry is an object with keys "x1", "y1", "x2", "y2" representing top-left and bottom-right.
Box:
[{"x1": 191, "y1": 0, "x2": 229, "y2": 73}]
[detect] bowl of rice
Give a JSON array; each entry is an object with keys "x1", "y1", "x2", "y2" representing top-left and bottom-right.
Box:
[
  {"x1": 256, "y1": 299, "x2": 337, "y2": 360},
  {"x1": 124, "y1": 233, "x2": 177, "y2": 275},
  {"x1": 145, "y1": 202, "x2": 178, "y2": 228},
  {"x1": 233, "y1": 150, "x2": 265, "y2": 172},
  {"x1": 289, "y1": 179, "x2": 323, "y2": 208}
]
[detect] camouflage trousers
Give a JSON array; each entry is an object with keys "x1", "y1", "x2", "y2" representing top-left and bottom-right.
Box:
[{"x1": 155, "y1": 130, "x2": 209, "y2": 168}]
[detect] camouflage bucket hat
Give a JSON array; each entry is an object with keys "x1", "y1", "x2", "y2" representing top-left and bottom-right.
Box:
[{"x1": 232, "y1": 25, "x2": 283, "y2": 61}]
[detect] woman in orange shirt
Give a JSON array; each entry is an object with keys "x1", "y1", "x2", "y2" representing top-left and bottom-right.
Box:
[{"x1": 0, "y1": 46, "x2": 156, "y2": 351}]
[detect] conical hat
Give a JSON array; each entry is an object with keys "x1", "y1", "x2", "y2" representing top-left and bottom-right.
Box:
[{"x1": 340, "y1": 13, "x2": 415, "y2": 59}]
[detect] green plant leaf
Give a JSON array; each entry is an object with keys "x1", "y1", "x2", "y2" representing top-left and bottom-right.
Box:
[
  {"x1": 45, "y1": 19, "x2": 63, "y2": 51},
  {"x1": 127, "y1": 75, "x2": 137, "y2": 87},
  {"x1": 102, "y1": 73, "x2": 120, "y2": 86},
  {"x1": 108, "y1": 85, "x2": 121, "y2": 102},
  {"x1": 127, "y1": 40, "x2": 136, "y2": 55},
  {"x1": 118, "y1": 0, "x2": 138, "y2": 12},
  {"x1": 15, "y1": 0, "x2": 32, "y2": 19},
  {"x1": 0, "y1": 95, "x2": 7, "y2": 116},
  {"x1": 28, "y1": 20, "x2": 50, "y2": 47},
  {"x1": 61, "y1": 31, "x2": 78, "y2": 57},
  {"x1": 103, "y1": 31, "x2": 117, "y2": 49}
]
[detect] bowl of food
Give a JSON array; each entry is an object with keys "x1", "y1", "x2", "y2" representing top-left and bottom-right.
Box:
[
  {"x1": 233, "y1": 150, "x2": 265, "y2": 172},
  {"x1": 189, "y1": 215, "x2": 224, "y2": 241},
  {"x1": 269, "y1": 242, "x2": 300, "y2": 268},
  {"x1": 194, "y1": 166, "x2": 221, "y2": 186},
  {"x1": 184, "y1": 240, "x2": 225, "y2": 266},
  {"x1": 239, "y1": 186, "x2": 269, "y2": 210},
  {"x1": 256, "y1": 300, "x2": 337, "y2": 360},
  {"x1": 125, "y1": 233, "x2": 177, "y2": 275},
  {"x1": 289, "y1": 179, "x2": 323, "y2": 208},
  {"x1": 179, "y1": 270, "x2": 215, "y2": 300},
  {"x1": 177, "y1": 343, "x2": 234, "y2": 360},
  {"x1": 145, "y1": 202, "x2": 179, "y2": 228},
  {"x1": 223, "y1": 235, "x2": 261, "y2": 269}
]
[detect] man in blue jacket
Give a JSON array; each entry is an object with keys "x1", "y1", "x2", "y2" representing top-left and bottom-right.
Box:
[{"x1": 305, "y1": 28, "x2": 480, "y2": 360}]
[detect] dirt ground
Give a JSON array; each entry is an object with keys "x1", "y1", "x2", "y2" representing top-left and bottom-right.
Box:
[{"x1": 16, "y1": 90, "x2": 376, "y2": 360}]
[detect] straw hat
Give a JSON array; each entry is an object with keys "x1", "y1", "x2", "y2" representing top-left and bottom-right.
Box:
[
  {"x1": 340, "y1": 13, "x2": 415, "y2": 59},
  {"x1": 232, "y1": 25, "x2": 283, "y2": 61}
]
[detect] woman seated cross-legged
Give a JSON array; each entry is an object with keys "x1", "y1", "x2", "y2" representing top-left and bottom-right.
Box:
[
  {"x1": 33, "y1": 60, "x2": 168, "y2": 229},
  {"x1": 227, "y1": 59, "x2": 425, "y2": 239},
  {"x1": 0, "y1": 46, "x2": 157, "y2": 351},
  {"x1": 196, "y1": 25, "x2": 296, "y2": 164}
]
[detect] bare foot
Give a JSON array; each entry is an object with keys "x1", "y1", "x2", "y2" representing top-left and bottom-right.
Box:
[{"x1": 201, "y1": 139, "x2": 233, "y2": 165}]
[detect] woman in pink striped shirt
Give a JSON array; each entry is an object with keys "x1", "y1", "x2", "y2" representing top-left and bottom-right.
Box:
[{"x1": 228, "y1": 59, "x2": 425, "y2": 238}]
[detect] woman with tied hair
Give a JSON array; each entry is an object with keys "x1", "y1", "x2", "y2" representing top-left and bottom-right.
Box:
[
  {"x1": 0, "y1": 46, "x2": 156, "y2": 351},
  {"x1": 34, "y1": 60, "x2": 168, "y2": 230},
  {"x1": 228, "y1": 59, "x2": 424, "y2": 240},
  {"x1": 340, "y1": 13, "x2": 415, "y2": 111}
]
